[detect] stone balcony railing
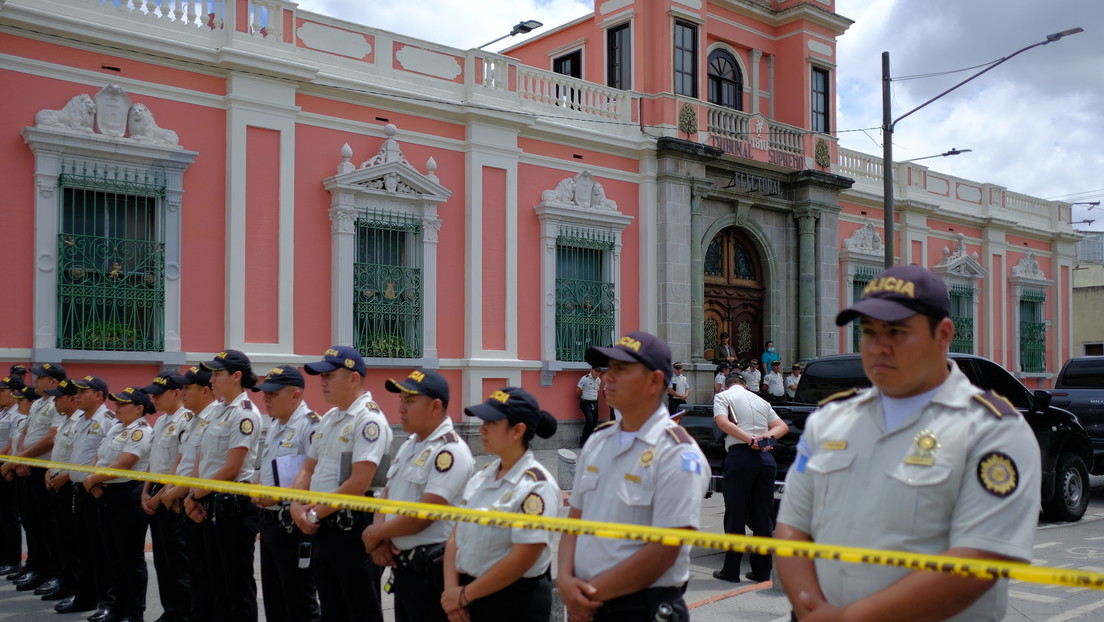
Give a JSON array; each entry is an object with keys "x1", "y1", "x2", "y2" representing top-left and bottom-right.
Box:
[{"x1": 837, "y1": 148, "x2": 1077, "y2": 234}]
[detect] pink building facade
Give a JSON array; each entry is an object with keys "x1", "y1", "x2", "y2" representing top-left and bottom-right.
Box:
[{"x1": 0, "y1": 0, "x2": 1076, "y2": 442}]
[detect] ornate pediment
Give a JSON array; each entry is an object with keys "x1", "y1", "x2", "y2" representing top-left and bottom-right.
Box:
[
  {"x1": 31, "y1": 84, "x2": 180, "y2": 148},
  {"x1": 933, "y1": 233, "x2": 986, "y2": 280},
  {"x1": 322, "y1": 124, "x2": 450, "y2": 202},
  {"x1": 1011, "y1": 253, "x2": 1046, "y2": 279},
  {"x1": 840, "y1": 223, "x2": 883, "y2": 263},
  {"x1": 540, "y1": 171, "x2": 617, "y2": 211}
]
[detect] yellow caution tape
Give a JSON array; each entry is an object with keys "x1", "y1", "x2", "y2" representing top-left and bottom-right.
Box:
[{"x1": 4, "y1": 454, "x2": 1103, "y2": 590}]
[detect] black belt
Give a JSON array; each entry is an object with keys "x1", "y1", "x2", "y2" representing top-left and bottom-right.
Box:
[
  {"x1": 394, "y1": 542, "x2": 446, "y2": 570},
  {"x1": 600, "y1": 583, "x2": 686, "y2": 614},
  {"x1": 148, "y1": 482, "x2": 164, "y2": 495}
]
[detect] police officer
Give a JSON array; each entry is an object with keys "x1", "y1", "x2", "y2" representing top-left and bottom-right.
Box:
[
  {"x1": 159, "y1": 365, "x2": 218, "y2": 622},
  {"x1": 442, "y1": 387, "x2": 559, "y2": 621},
  {"x1": 141, "y1": 372, "x2": 192, "y2": 622},
  {"x1": 776, "y1": 265, "x2": 1042, "y2": 621},
  {"x1": 576, "y1": 367, "x2": 601, "y2": 447},
  {"x1": 183, "y1": 350, "x2": 263, "y2": 622},
  {"x1": 251, "y1": 365, "x2": 321, "y2": 622},
  {"x1": 557, "y1": 331, "x2": 712, "y2": 622},
  {"x1": 68, "y1": 375, "x2": 118, "y2": 620},
  {"x1": 361, "y1": 369, "x2": 474, "y2": 622},
  {"x1": 39, "y1": 378, "x2": 81, "y2": 603},
  {"x1": 712, "y1": 373, "x2": 787, "y2": 584},
  {"x1": 84, "y1": 387, "x2": 155, "y2": 622},
  {"x1": 289, "y1": 347, "x2": 391, "y2": 622},
  {"x1": 0, "y1": 375, "x2": 26, "y2": 576},
  {"x1": 666, "y1": 362, "x2": 689, "y2": 414},
  {"x1": 11, "y1": 363, "x2": 67, "y2": 592}
]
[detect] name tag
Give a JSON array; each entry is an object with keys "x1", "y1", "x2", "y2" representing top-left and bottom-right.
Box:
[
  {"x1": 624, "y1": 473, "x2": 641, "y2": 483},
  {"x1": 904, "y1": 455, "x2": 934, "y2": 466},
  {"x1": 823, "y1": 440, "x2": 847, "y2": 450}
]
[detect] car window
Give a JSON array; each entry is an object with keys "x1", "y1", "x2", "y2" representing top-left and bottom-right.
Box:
[
  {"x1": 962, "y1": 358, "x2": 1029, "y2": 409},
  {"x1": 1057, "y1": 358, "x2": 1104, "y2": 388}
]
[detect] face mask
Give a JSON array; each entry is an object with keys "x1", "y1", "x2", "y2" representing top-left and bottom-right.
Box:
[{"x1": 767, "y1": 347, "x2": 775, "y2": 353}]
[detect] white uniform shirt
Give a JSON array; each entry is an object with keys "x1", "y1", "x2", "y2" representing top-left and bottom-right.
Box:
[
  {"x1": 713, "y1": 385, "x2": 779, "y2": 450},
  {"x1": 68, "y1": 404, "x2": 116, "y2": 483},
  {"x1": 669, "y1": 374, "x2": 689, "y2": 400},
  {"x1": 785, "y1": 373, "x2": 801, "y2": 399},
  {"x1": 762, "y1": 370, "x2": 785, "y2": 397},
  {"x1": 713, "y1": 372, "x2": 726, "y2": 392},
  {"x1": 176, "y1": 401, "x2": 217, "y2": 478},
  {"x1": 455, "y1": 450, "x2": 560, "y2": 578},
  {"x1": 21, "y1": 396, "x2": 59, "y2": 452},
  {"x1": 0, "y1": 404, "x2": 20, "y2": 451},
  {"x1": 149, "y1": 407, "x2": 190, "y2": 475},
  {"x1": 97, "y1": 418, "x2": 153, "y2": 483},
  {"x1": 577, "y1": 374, "x2": 601, "y2": 401},
  {"x1": 197, "y1": 392, "x2": 261, "y2": 482},
  {"x1": 741, "y1": 369, "x2": 761, "y2": 394},
  {"x1": 48, "y1": 411, "x2": 81, "y2": 476},
  {"x1": 571, "y1": 406, "x2": 711, "y2": 587},
  {"x1": 778, "y1": 363, "x2": 1041, "y2": 621},
  {"x1": 6, "y1": 408, "x2": 28, "y2": 453},
  {"x1": 308, "y1": 393, "x2": 392, "y2": 493},
  {"x1": 260, "y1": 401, "x2": 321, "y2": 488},
  {"x1": 385, "y1": 419, "x2": 474, "y2": 551}
]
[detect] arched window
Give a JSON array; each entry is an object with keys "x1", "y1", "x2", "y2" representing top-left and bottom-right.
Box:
[{"x1": 707, "y1": 49, "x2": 743, "y2": 111}]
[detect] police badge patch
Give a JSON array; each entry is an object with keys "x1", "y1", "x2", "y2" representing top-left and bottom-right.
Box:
[
  {"x1": 362, "y1": 421, "x2": 380, "y2": 442},
  {"x1": 977, "y1": 452, "x2": 1018, "y2": 497},
  {"x1": 240, "y1": 419, "x2": 254, "y2": 436},
  {"x1": 131, "y1": 429, "x2": 144, "y2": 442},
  {"x1": 435, "y1": 450, "x2": 454, "y2": 472},
  {"x1": 522, "y1": 492, "x2": 544, "y2": 515}
]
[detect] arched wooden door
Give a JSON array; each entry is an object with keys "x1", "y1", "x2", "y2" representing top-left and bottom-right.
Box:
[{"x1": 703, "y1": 227, "x2": 763, "y2": 362}]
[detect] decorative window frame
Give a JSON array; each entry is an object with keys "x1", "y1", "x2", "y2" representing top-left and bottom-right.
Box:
[
  {"x1": 22, "y1": 85, "x2": 197, "y2": 365},
  {"x1": 1008, "y1": 253, "x2": 1052, "y2": 379},
  {"x1": 535, "y1": 171, "x2": 633, "y2": 377},
  {"x1": 321, "y1": 125, "x2": 450, "y2": 367},
  {"x1": 839, "y1": 223, "x2": 884, "y2": 352},
  {"x1": 932, "y1": 233, "x2": 986, "y2": 355}
]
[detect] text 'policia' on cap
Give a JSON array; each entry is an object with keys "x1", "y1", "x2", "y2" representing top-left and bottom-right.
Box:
[
  {"x1": 835, "y1": 264, "x2": 951, "y2": 327},
  {"x1": 585, "y1": 331, "x2": 673, "y2": 384}
]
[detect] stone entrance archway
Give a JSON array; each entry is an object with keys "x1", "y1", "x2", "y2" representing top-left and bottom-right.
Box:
[{"x1": 703, "y1": 227, "x2": 763, "y2": 362}]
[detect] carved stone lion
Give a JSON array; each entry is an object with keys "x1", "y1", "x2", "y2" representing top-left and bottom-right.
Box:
[
  {"x1": 34, "y1": 94, "x2": 96, "y2": 132},
  {"x1": 127, "y1": 103, "x2": 179, "y2": 145}
]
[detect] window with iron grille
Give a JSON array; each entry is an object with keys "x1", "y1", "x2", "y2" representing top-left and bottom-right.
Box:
[
  {"x1": 56, "y1": 161, "x2": 166, "y2": 352},
  {"x1": 607, "y1": 22, "x2": 631, "y2": 90},
  {"x1": 812, "y1": 67, "x2": 830, "y2": 134},
  {"x1": 949, "y1": 284, "x2": 974, "y2": 354},
  {"x1": 555, "y1": 227, "x2": 616, "y2": 362},
  {"x1": 1019, "y1": 289, "x2": 1046, "y2": 373},
  {"x1": 850, "y1": 265, "x2": 880, "y2": 353},
  {"x1": 353, "y1": 211, "x2": 422, "y2": 359},
  {"x1": 674, "y1": 21, "x2": 698, "y2": 98}
]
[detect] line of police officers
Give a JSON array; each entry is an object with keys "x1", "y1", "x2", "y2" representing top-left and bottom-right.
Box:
[{"x1": 1, "y1": 334, "x2": 711, "y2": 622}]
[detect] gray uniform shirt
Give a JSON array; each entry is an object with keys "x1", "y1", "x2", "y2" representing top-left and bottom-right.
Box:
[
  {"x1": 385, "y1": 419, "x2": 474, "y2": 551},
  {"x1": 68, "y1": 405, "x2": 116, "y2": 483},
  {"x1": 48, "y1": 412, "x2": 81, "y2": 476},
  {"x1": 307, "y1": 393, "x2": 392, "y2": 493},
  {"x1": 571, "y1": 406, "x2": 711, "y2": 587},
  {"x1": 260, "y1": 401, "x2": 320, "y2": 488},
  {"x1": 149, "y1": 407, "x2": 189, "y2": 475},
  {"x1": 713, "y1": 385, "x2": 779, "y2": 450},
  {"x1": 197, "y1": 393, "x2": 261, "y2": 482},
  {"x1": 176, "y1": 402, "x2": 217, "y2": 478},
  {"x1": 21, "y1": 396, "x2": 59, "y2": 452},
  {"x1": 97, "y1": 418, "x2": 153, "y2": 483},
  {"x1": 777, "y1": 363, "x2": 1042, "y2": 621},
  {"x1": 0, "y1": 404, "x2": 19, "y2": 451}
]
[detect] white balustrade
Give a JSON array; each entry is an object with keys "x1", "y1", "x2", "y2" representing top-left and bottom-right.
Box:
[
  {"x1": 837, "y1": 149, "x2": 883, "y2": 182},
  {"x1": 515, "y1": 66, "x2": 627, "y2": 120}
]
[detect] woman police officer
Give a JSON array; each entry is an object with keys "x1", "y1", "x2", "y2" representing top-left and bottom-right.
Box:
[{"x1": 441, "y1": 387, "x2": 559, "y2": 622}]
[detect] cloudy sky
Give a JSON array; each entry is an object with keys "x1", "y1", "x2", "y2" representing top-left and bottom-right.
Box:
[{"x1": 296, "y1": 0, "x2": 1103, "y2": 231}]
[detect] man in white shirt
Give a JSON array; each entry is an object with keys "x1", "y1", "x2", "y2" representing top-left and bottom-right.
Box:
[
  {"x1": 576, "y1": 367, "x2": 601, "y2": 446},
  {"x1": 785, "y1": 364, "x2": 802, "y2": 400},
  {"x1": 761, "y1": 360, "x2": 786, "y2": 403}
]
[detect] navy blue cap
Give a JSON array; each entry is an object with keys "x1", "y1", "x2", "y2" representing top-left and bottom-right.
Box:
[
  {"x1": 464, "y1": 387, "x2": 557, "y2": 439},
  {"x1": 31, "y1": 362, "x2": 66, "y2": 381},
  {"x1": 45, "y1": 378, "x2": 79, "y2": 397},
  {"x1": 253, "y1": 365, "x2": 305, "y2": 392},
  {"x1": 9, "y1": 365, "x2": 27, "y2": 376},
  {"x1": 12, "y1": 386, "x2": 40, "y2": 401},
  {"x1": 836, "y1": 264, "x2": 951, "y2": 326},
  {"x1": 304, "y1": 346, "x2": 366, "y2": 376},
  {"x1": 141, "y1": 372, "x2": 187, "y2": 395},
  {"x1": 180, "y1": 365, "x2": 212, "y2": 387},
  {"x1": 201, "y1": 349, "x2": 252, "y2": 373},
  {"x1": 109, "y1": 386, "x2": 155, "y2": 414},
  {"x1": 72, "y1": 375, "x2": 109, "y2": 396},
  {"x1": 0, "y1": 376, "x2": 26, "y2": 391},
  {"x1": 385, "y1": 369, "x2": 450, "y2": 408},
  {"x1": 586, "y1": 331, "x2": 674, "y2": 384}
]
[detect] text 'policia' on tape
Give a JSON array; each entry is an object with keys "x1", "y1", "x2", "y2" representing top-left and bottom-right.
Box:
[{"x1": 4, "y1": 454, "x2": 1102, "y2": 591}]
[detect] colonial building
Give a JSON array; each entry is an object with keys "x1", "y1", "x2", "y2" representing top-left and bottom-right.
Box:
[{"x1": 0, "y1": 0, "x2": 1077, "y2": 444}]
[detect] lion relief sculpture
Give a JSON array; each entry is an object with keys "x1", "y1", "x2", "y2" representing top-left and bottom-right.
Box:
[
  {"x1": 127, "y1": 104, "x2": 179, "y2": 146},
  {"x1": 34, "y1": 94, "x2": 96, "y2": 133}
]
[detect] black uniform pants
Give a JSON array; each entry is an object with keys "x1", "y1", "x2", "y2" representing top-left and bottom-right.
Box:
[
  {"x1": 200, "y1": 495, "x2": 260, "y2": 622},
  {"x1": 720, "y1": 444, "x2": 776, "y2": 578},
  {"x1": 19, "y1": 466, "x2": 57, "y2": 575},
  {"x1": 312, "y1": 522, "x2": 381, "y2": 622},
  {"x1": 459, "y1": 572, "x2": 552, "y2": 622},
  {"x1": 47, "y1": 481, "x2": 77, "y2": 590},
  {"x1": 0, "y1": 473, "x2": 23, "y2": 566},
  {"x1": 593, "y1": 584, "x2": 688, "y2": 621},
  {"x1": 73, "y1": 483, "x2": 112, "y2": 607},
  {"x1": 99, "y1": 481, "x2": 149, "y2": 619},
  {"x1": 184, "y1": 515, "x2": 213, "y2": 621},
  {"x1": 150, "y1": 494, "x2": 191, "y2": 622},
  {"x1": 579, "y1": 400, "x2": 599, "y2": 446},
  {"x1": 260, "y1": 510, "x2": 320, "y2": 622},
  {"x1": 667, "y1": 398, "x2": 686, "y2": 415},
  {"x1": 394, "y1": 556, "x2": 447, "y2": 622}
]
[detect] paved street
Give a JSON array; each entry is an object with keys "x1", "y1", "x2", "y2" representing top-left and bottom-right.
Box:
[{"x1": 1, "y1": 457, "x2": 1102, "y2": 621}]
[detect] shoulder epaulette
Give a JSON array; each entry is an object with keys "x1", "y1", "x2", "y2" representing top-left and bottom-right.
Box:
[
  {"x1": 306, "y1": 411, "x2": 320, "y2": 423},
  {"x1": 442, "y1": 430, "x2": 461, "y2": 444},
  {"x1": 665, "y1": 425, "x2": 693, "y2": 445},
  {"x1": 595, "y1": 420, "x2": 617, "y2": 431},
  {"x1": 367, "y1": 401, "x2": 381, "y2": 412},
  {"x1": 523, "y1": 468, "x2": 548, "y2": 482},
  {"x1": 183, "y1": 411, "x2": 194, "y2": 422},
  {"x1": 242, "y1": 400, "x2": 253, "y2": 410},
  {"x1": 973, "y1": 391, "x2": 1019, "y2": 419},
  {"x1": 480, "y1": 462, "x2": 492, "y2": 470},
  {"x1": 106, "y1": 410, "x2": 116, "y2": 418},
  {"x1": 818, "y1": 388, "x2": 859, "y2": 407}
]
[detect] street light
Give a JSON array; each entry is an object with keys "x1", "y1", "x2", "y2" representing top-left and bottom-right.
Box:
[
  {"x1": 1072, "y1": 219, "x2": 1095, "y2": 227},
  {"x1": 902, "y1": 148, "x2": 972, "y2": 163},
  {"x1": 1072, "y1": 201, "x2": 1100, "y2": 210},
  {"x1": 881, "y1": 27, "x2": 1083, "y2": 268},
  {"x1": 476, "y1": 19, "x2": 544, "y2": 50}
]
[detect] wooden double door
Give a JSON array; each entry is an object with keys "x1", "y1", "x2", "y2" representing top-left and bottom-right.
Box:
[{"x1": 704, "y1": 227, "x2": 763, "y2": 363}]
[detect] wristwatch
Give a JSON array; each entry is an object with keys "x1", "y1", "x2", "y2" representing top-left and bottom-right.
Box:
[{"x1": 306, "y1": 508, "x2": 320, "y2": 525}]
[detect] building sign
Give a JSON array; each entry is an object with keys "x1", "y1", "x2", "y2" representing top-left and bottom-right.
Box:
[{"x1": 724, "y1": 171, "x2": 781, "y2": 195}]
